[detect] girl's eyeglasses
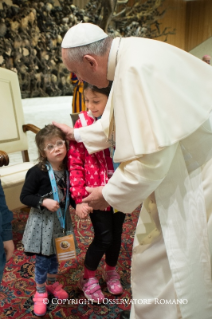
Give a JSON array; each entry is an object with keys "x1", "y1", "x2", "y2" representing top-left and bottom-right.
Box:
[{"x1": 44, "y1": 140, "x2": 65, "y2": 153}]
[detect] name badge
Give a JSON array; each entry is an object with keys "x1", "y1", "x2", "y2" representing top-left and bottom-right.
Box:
[{"x1": 55, "y1": 234, "x2": 76, "y2": 262}]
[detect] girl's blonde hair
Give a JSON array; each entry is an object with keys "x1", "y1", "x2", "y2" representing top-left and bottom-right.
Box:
[{"x1": 35, "y1": 124, "x2": 68, "y2": 171}]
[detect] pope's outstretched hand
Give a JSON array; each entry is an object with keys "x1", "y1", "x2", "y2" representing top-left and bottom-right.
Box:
[
  {"x1": 82, "y1": 186, "x2": 109, "y2": 210},
  {"x1": 53, "y1": 122, "x2": 75, "y2": 141}
]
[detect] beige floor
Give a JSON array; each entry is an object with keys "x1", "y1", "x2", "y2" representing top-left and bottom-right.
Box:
[{"x1": 9, "y1": 96, "x2": 73, "y2": 165}]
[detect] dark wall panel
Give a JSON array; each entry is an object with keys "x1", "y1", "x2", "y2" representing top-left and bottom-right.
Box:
[{"x1": 186, "y1": 0, "x2": 212, "y2": 51}]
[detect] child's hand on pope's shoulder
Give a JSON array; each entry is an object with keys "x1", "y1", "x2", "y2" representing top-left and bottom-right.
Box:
[{"x1": 42, "y1": 198, "x2": 60, "y2": 212}]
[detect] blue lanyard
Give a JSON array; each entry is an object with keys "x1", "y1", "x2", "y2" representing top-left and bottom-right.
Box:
[{"x1": 46, "y1": 163, "x2": 70, "y2": 231}]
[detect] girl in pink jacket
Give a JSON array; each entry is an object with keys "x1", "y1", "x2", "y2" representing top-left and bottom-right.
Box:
[{"x1": 68, "y1": 82, "x2": 125, "y2": 303}]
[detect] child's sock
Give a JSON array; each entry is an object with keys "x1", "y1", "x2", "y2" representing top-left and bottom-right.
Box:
[
  {"x1": 84, "y1": 266, "x2": 96, "y2": 279},
  {"x1": 47, "y1": 276, "x2": 56, "y2": 285},
  {"x1": 36, "y1": 285, "x2": 46, "y2": 294},
  {"x1": 105, "y1": 263, "x2": 116, "y2": 271}
]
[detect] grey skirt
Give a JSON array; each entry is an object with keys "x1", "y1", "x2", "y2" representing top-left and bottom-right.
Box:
[{"x1": 22, "y1": 206, "x2": 74, "y2": 256}]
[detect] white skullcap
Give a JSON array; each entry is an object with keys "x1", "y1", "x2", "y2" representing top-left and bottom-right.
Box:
[{"x1": 61, "y1": 23, "x2": 108, "y2": 48}]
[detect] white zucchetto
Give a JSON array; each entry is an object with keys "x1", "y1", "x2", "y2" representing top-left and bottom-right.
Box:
[{"x1": 61, "y1": 23, "x2": 108, "y2": 48}]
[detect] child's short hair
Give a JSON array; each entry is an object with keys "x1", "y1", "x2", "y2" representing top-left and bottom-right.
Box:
[
  {"x1": 83, "y1": 81, "x2": 112, "y2": 97},
  {"x1": 35, "y1": 124, "x2": 68, "y2": 171}
]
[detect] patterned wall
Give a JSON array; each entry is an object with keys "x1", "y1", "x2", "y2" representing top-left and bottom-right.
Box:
[
  {"x1": 72, "y1": 0, "x2": 89, "y2": 8},
  {"x1": 0, "y1": 0, "x2": 90, "y2": 9}
]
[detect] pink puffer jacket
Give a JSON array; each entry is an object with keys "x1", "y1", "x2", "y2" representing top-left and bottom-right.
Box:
[{"x1": 68, "y1": 111, "x2": 113, "y2": 208}]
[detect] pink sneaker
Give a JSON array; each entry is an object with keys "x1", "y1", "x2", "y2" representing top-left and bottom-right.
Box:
[
  {"x1": 33, "y1": 291, "x2": 48, "y2": 316},
  {"x1": 102, "y1": 269, "x2": 123, "y2": 295},
  {"x1": 46, "y1": 282, "x2": 68, "y2": 299},
  {"x1": 79, "y1": 276, "x2": 104, "y2": 303}
]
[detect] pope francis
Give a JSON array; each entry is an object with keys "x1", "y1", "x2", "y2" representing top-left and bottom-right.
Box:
[{"x1": 55, "y1": 23, "x2": 212, "y2": 319}]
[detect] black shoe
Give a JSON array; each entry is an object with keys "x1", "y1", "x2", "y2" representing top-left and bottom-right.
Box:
[{"x1": 119, "y1": 310, "x2": 130, "y2": 319}]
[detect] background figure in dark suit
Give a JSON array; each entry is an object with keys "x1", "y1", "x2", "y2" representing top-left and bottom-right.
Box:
[{"x1": 0, "y1": 180, "x2": 14, "y2": 283}]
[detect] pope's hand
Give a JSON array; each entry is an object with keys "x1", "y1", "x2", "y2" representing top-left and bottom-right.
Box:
[
  {"x1": 52, "y1": 122, "x2": 75, "y2": 141},
  {"x1": 82, "y1": 186, "x2": 109, "y2": 210}
]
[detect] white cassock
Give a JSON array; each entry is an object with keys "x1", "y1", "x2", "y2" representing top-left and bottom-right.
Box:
[{"x1": 75, "y1": 37, "x2": 212, "y2": 319}]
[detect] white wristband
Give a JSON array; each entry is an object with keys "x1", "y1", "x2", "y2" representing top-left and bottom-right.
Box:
[{"x1": 74, "y1": 128, "x2": 83, "y2": 143}]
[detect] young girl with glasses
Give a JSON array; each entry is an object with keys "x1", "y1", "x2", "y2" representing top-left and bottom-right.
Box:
[
  {"x1": 20, "y1": 125, "x2": 75, "y2": 316},
  {"x1": 69, "y1": 82, "x2": 125, "y2": 303}
]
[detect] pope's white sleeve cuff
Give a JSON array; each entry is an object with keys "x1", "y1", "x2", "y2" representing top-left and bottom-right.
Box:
[{"x1": 74, "y1": 128, "x2": 82, "y2": 143}]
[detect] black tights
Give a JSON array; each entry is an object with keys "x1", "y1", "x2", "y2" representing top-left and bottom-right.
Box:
[{"x1": 84, "y1": 208, "x2": 125, "y2": 271}]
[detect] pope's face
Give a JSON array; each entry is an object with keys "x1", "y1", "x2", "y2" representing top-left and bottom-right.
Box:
[{"x1": 62, "y1": 49, "x2": 109, "y2": 88}]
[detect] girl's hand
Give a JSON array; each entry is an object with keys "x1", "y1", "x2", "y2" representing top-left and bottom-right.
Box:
[
  {"x1": 82, "y1": 202, "x2": 93, "y2": 214},
  {"x1": 42, "y1": 199, "x2": 60, "y2": 212},
  {"x1": 76, "y1": 203, "x2": 91, "y2": 219},
  {"x1": 3, "y1": 240, "x2": 15, "y2": 262}
]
